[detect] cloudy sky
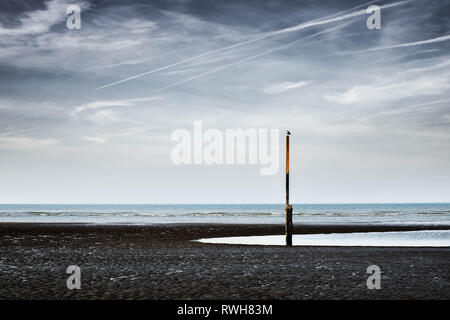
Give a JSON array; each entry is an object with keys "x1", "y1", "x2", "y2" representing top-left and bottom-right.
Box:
[{"x1": 0, "y1": 0, "x2": 449, "y2": 204}]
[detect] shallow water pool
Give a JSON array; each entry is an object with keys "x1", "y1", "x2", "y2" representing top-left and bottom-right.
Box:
[{"x1": 196, "y1": 230, "x2": 450, "y2": 247}]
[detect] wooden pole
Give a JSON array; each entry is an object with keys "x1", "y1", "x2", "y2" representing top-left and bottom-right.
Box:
[{"x1": 285, "y1": 132, "x2": 293, "y2": 246}]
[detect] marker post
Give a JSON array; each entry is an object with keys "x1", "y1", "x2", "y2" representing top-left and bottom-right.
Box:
[{"x1": 285, "y1": 131, "x2": 293, "y2": 246}]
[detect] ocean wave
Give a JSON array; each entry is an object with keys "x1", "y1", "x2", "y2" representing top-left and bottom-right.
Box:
[{"x1": 190, "y1": 211, "x2": 275, "y2": 216}]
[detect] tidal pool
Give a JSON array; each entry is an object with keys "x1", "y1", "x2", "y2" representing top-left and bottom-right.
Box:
[{"x1": 196, "y1": 230, "x2": 450, "y2": 247}]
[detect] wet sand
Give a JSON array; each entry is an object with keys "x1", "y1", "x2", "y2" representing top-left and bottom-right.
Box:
[{"x1": 0, "y1": 223, "x2": 449, "y2": 299}]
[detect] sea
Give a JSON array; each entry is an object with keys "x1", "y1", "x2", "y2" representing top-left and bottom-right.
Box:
[{"x1": 0, "y1": 203, "x2": 449, "y2": 225}]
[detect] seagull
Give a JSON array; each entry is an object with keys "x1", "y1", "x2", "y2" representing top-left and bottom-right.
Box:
[{"x1": 287, "y1": 130, "x2": 291, "y2": 135}]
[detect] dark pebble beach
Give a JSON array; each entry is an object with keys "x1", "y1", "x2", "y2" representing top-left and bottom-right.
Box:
[{"x1": 0, "y1": 223, "x2": 449, "y2": 300}]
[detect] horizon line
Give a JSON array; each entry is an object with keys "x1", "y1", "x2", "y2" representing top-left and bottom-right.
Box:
[{"x1": 1, "y1": 202, "x2": 449, "y2": 205}]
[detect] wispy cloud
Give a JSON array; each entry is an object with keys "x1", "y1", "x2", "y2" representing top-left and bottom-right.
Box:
[
  {"x1": 82, "y1": 127, "x2": 153, "y2": 144},
  {"x1": 325, "y1": 74, "x2": 449, "y2": 105},
  {"x1": 0, "y1": 135, "x2": 59, "y2": 150},
  {"x1": 71, "y1": 97, "x2": 162, "y2": 115},
  {"x1": 0, "y1": 0, "x2": 88, "y2": 36},
  {"x1": 82, "y1": 136, "x2": 108, "y2": 144},
  {"x1": 361, "y1": 99, "x2": 450, "y2": 122},
  {"x1": 263, "y1": 81, "x2": 310, "y2": 94},
  {"x1": 1, "y1": 126, "x2": 42, "y2": 136}
]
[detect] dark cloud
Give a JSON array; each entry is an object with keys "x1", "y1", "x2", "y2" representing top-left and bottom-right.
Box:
[{"x1": 0, "y1": 0, "x2": 48, "y2": 25}]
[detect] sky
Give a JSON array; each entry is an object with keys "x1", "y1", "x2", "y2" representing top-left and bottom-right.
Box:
[{"x1": 0, "y1": 0, "x2": 449, "y2": 204}]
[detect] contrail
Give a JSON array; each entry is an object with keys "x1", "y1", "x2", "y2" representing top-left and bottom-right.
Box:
[
  {"x1": 268, "y1": 0, "x2": 411, "y2": 36},
  {"x1": 96, "y1": 0, "x2": 410, "y2": 90},
  {"x1": 355, "y1": 34, "x2": 450, "y2": 52},
  {"x1": 146, "y1": 23, "x2": 351, "y2": 95},
  {"x1": 95, "y1": 34, "x2": 271, "y2": 90}
]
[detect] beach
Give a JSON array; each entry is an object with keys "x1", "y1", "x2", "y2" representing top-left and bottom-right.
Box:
[{"x1": 0, "y1": 223, "x2": 449, "y2": 300}]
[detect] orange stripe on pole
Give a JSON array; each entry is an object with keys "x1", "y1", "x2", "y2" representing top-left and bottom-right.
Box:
[{"x1": 286, "y1": 135, "x2": 289, "y2": 174}]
